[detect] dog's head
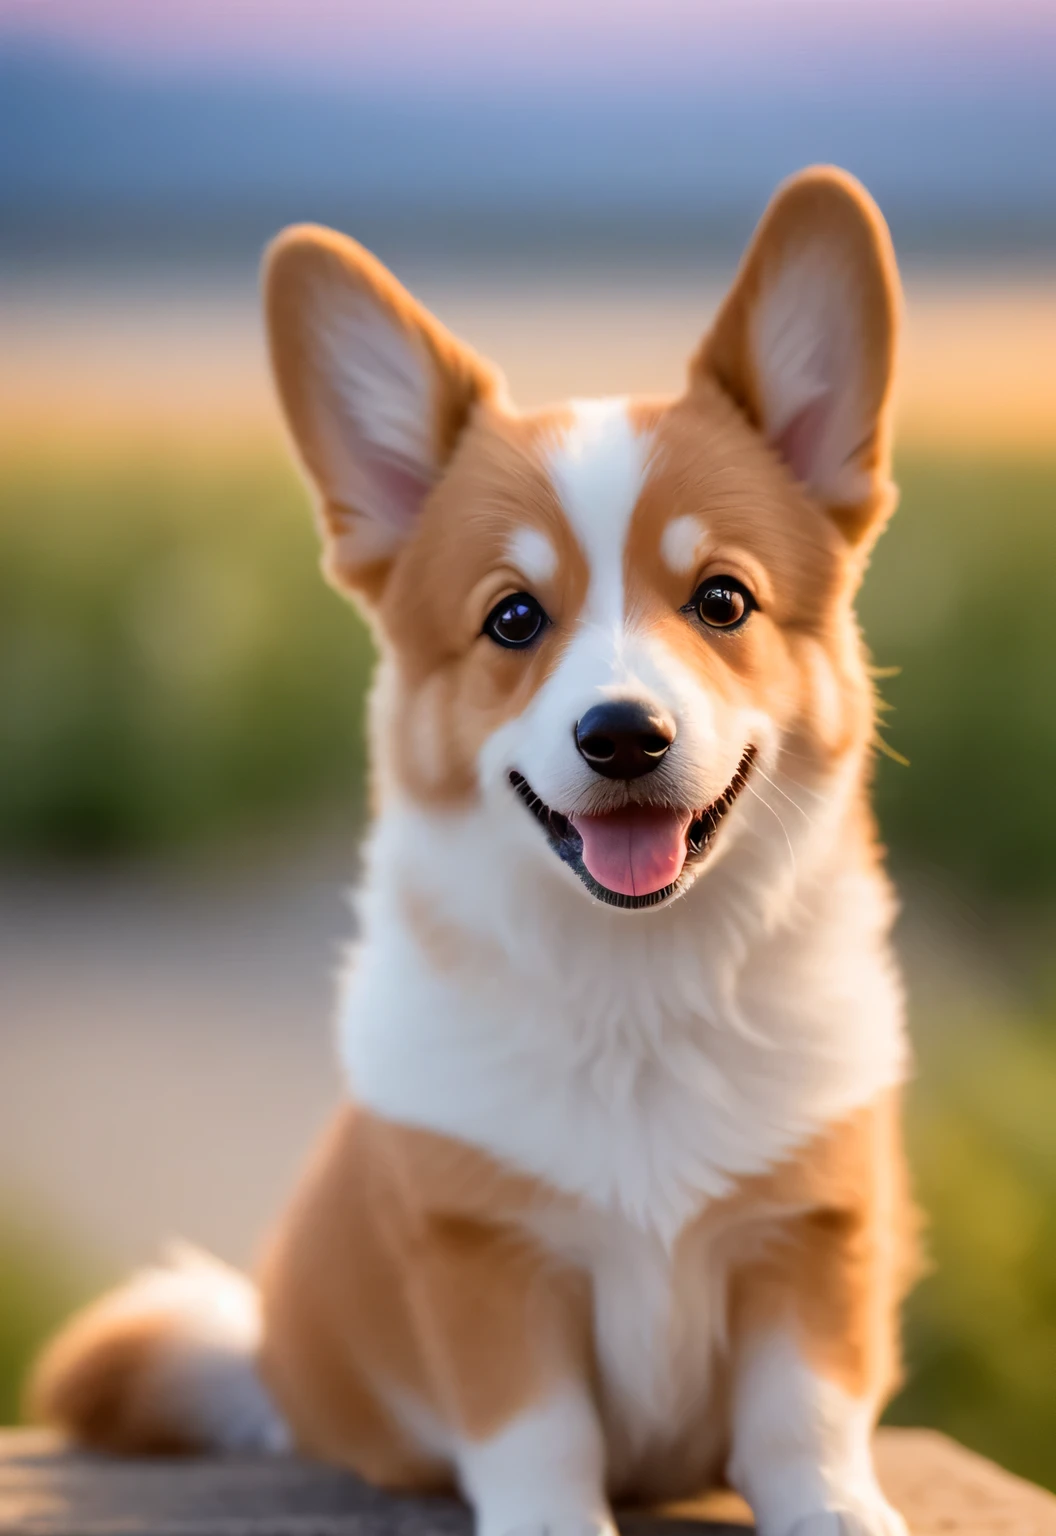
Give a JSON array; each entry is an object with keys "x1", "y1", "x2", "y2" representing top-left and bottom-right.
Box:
[{"x1": 265, "y1": 167, "x2": 899, "y2": 912}]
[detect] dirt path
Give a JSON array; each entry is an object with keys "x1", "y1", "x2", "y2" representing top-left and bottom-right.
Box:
[{"x1": 0, "y1": 842, "x2": 355, "y2": 1276}]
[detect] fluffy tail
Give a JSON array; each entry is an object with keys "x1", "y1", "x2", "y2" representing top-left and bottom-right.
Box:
[{"x1": 28, "y1": 1244, "x2": 289, "y2": 1454}]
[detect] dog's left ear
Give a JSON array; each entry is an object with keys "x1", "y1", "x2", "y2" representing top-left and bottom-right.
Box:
[
  {"x1": 264, "y1": 225, "x2": 503, "y2": 602},
  {"x1": 693, "y1": 166, "x2": 900, "y2": 544}
]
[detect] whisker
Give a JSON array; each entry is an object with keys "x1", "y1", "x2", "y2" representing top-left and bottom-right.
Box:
[
  {"x1": 752, "y1": 766, "x2": 816, "y2": 826},
  {"x1": 745, "y1": 781, "x2": 798, "y2": 882},
  {"x1": 760, "y1": 746, "x2": 841, "y2": 801}
]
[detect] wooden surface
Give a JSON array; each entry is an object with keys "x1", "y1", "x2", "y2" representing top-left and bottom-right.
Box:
[{"x1": 0, "y1": 1428, "x2": 1053, "y2": 1536}]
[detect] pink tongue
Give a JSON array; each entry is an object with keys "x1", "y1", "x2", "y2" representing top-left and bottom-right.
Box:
[{"x1": 570, "y1": 807, "x2": 693, "y2": 897}]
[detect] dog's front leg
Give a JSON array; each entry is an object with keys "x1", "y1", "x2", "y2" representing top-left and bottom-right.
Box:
[
  {"x1": 406, "y1": 1218, "x2": 615, "y2": 1536},
  {"x1": 458, "y1": 1383, "x2": 615, "y2": 1536},
  {"x1": 725, "y1": 1202, "x2": 909, "y2": 1536}
]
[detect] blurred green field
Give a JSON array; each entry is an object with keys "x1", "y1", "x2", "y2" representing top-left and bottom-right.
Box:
[
  {"x1": 0, "y1": 446, "x2": 372, "y2": 858},
  {"x1": 2, "y1": 445, "x2": 1056, "y2": 897},
  {"x1": 2, "y1": 446, "x2": 1055, "y2": 897},
  {"x1": 0, "y1": 1223, "x2": 90, "y2": 1427},
  {"x1": 888, "y1": 999, "x2": 1056, "y2": 1490},
  {"x1": 1, "y1": 443, "x2": 1055, "y2": 1486}
]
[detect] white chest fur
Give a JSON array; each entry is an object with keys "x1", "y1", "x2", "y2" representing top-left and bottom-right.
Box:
[
  {"x1": 339, "y1": 793, "x2": 907, "y2": 1246},
  {"x1": 522, "y1": 1201, "x2": 733, "y2": 1494}
]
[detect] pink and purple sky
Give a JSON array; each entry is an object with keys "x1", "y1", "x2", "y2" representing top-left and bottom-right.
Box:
[{"x1": 2, "y1": 0, "x2": 1054, "y2": 88}]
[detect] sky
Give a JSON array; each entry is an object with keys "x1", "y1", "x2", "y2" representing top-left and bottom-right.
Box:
[
  {"x1": 2, "y1": 0, "x2": 1055, "y2": 90},
  {"x1": 4, "y1": 0, "x2": 1054, "y2": 266}
]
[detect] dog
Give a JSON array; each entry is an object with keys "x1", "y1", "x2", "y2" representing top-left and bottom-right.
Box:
[{"x1": 31, "y1": 166, "x2": 916, "y2": 1536}]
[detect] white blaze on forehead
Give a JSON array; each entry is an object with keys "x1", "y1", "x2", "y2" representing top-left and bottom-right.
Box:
[
  {"x1": 478, "y1": 399, "x2": 673, "y2": 818},
  {"x1": 660, "y1": 513, "x2": 707, "y2": 576},
  {"x1": 546, "y1": 398, "x2": 651, "y2": 625},
  {"x1": 506, "y1": 525, "x2": 557, "y2": 586}
]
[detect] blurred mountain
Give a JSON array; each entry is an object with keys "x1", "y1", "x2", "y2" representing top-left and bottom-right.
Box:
[{"x1": 2, "y1": 41, "x2": 1055, "y2": 271}]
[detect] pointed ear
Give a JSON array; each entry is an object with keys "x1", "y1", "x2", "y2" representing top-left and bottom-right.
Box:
[
  {"x1": 264, "y1": 225, "x2": 503, "y2": 599},
  {"x1": 693, "y1": 166, "x2": 900, "y2": 543}
]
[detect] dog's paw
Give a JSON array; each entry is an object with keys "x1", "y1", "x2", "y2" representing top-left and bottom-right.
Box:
[{"x1": 788, "y1": 1496, "x2": 908, "y2": 1536}]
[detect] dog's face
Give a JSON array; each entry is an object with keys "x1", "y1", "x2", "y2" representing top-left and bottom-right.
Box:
[{"x1": 266, "y1": 168, "x2": 899, "y2": 910}]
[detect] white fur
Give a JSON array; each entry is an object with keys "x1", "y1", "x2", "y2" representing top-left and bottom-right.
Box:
[
  {"x1": 547, "y1": 397, "x2": 649, "y2": 629},
  {"x1": 341, "y1": 714, "x2": 904, "y2": 1478},
  {"x1": 752, "y1": 247, "x2": 875, "y2": 506},
  {"x1": 729, "y1": 1330, "x2": 907, "y2": 1536},
  {"x1": 507, "y1": 525, "x2": 558, "y2": 586},
  {"x1": 487, "y1": 398, "x2": 746, "y2": 826},
  {"x1": 456, "y1": 1386, "x2": 615, "y2": 1536},
  {"x1": 103, "y1": 1245, "x2": 290, "y2": 1452},
  {"x1": 660, "y1": 513, "x2": 707, "y2": 575},
  {"x1": 342, "y1": 392, "x2": 905, "y2": 1251},
  {"x1": 342, "y1": 745, "x2": 904, "y2": 1245},
  {"x1": 338, "y1": 387, "x2": 906, "y2": 1495},
  {"x1": 492, "y1": 613, "x2": 743, "y2": 830},
  {"x1": 521, "y1": 1202, "x2": 735, "y2": 1495}
]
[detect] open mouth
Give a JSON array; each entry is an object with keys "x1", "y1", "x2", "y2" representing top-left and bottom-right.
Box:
[{"x1": 509, "y1": 746, "x2": 757, "y2": 910}]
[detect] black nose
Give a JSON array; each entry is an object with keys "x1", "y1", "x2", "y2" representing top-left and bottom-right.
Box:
[{"x1": 575, "y1": 701, "x2": 675, "y2": 780}]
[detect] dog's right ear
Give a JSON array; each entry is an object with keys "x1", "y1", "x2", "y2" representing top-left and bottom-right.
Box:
[
  {"x1": 692, "y1": 167, "x2": 900, "y2": 547},
  {"x1": 264, "y1": 226, "x2": 503, "y2": 602}
]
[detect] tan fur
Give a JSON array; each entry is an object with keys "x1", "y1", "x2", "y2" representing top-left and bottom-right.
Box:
[
  {"x1": 694, "y1": 165, "x2": 900, "y2": 547},
  {"x1": 723, "y1": 1095, "x2": 920, "y2": 1402},
  {"x1": 265, "y1": 224, "x2": 502, "y2": 603},
  {"x1": 30, "y1": 1302, "x2": 198, "y2": 1454},
  {"x1": 257, "y1": 1101, "x2": 916, "y2": 1497},
  {"x1": 30, "y1": 1103, "x2": 915, "y2": 1485},
  {"x1": 28, "y1": 1248, "x2": 265, "y2": 1454},
  {"x1": 624, "y1": 383, "x2": 874, "y2": 789},
  {"x1": 378, "y1": 405, "x2": 588, "y2": 808},
  {"x1": 257, "y1": 1109, "x2": 588, "y2": 1485},
  {"x1": 31, "y1": 168, "x2": 916, "y2": 1520}
]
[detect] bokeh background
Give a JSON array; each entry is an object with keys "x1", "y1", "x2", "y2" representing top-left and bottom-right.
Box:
[{"x1": 2, "y1": 0, "x2": 1055, "y2": 1489}]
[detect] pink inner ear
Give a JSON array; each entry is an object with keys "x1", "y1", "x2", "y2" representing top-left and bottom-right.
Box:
[
  {"x1": 366, "y1": 454, "x2": 435, "y2": 536},
  {"x1": 771, "y1": 390, "x2": 834, "y2": 489}
]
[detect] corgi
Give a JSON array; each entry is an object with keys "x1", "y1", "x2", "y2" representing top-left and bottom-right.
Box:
[{"x1": 31, "y1": 166, "x2": 917, "y2": 1536}]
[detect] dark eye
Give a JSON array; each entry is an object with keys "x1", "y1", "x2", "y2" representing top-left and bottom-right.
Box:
[
  {"x1": 689, "y1": 576, "x2": 756, "y2": 631},
  {"x1": 484, "y1": 592, "x2": 548, "y2": 649}
]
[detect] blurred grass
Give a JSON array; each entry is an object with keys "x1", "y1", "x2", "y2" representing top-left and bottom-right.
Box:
[
  {"x1": 0, "y1": 444, "x2": 372, "y2": 859},
  {"x1": 0, "y1": 1221, "x2": 92, "y2": 1427},
  {"x1": 2, "y1": 444, "x2": 1054, "y2": 899},
  {"x1": 888, "y1": 1002, "x2": 1056, "y2": 1491},
  {"x1": 861, "y1": 454, "x2": 1056, "y2": 904},
  {"x1": 1, "y1": 441, "x2": 1055, "y2": 1485}
]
